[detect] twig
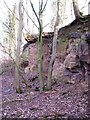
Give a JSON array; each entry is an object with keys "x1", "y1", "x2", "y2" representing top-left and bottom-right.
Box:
[
  {"x1": 42, "y1": 0, "x2": 49, "y2": 13},
  {"x1": 0, "y1": 43, "x2": 31, "y2": 99},
  {"x1": 0, "y1": 20, "x2": 10, "y2": 30},
  {"x1": 0, "y1": 43, "x2": 16, "y2": 63},
  {"x1": 22, "y1": 5, "x2": 38, "y2": 29},
  {"x1": 4, "y1": 0, "x2": 19, "y2": 21},
  {"x1": 1, "y1": 99, "x2": 24, "y2": 106},
  {"x1": 43, "y1": 23, "x2": 49, "y2": 29},
  {"x1": 4, "y1": 0, "x2": 30, "y2": 34},
  {"x1": 29, "y1": 0, "x2": 41, "y2": 27}
]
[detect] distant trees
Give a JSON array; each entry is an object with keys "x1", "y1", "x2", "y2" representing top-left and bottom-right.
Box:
[
  {"x1": 50, "y1": 0, "x2": 67, "y2": 29},
  {"x1": 2, "y1": 4, "x2": 16, "y2": 58},
  {"x1": 9, "y1": 4, "x2": 16, "y2": 58}
]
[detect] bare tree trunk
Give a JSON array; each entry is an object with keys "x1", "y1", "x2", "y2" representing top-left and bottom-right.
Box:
[
  {"x1": 47, "y1": 0, "x2": 59, "y2": 90},
  {"x1": 88, "y1": 2, "x2": 90, "y2": 15},
  {"x1": 38, "y1": 0, "x2": 44, "y2": 91},
  {"x1": 26, "y1": 0, "x2": 30, "y2": 63},
  {"x1": 16, "y1": 0, "x2": 23, "y2": 93},
  {"x1": 72, "y1": 0, "x2": 82, "y2": 19},
  {"x1": 38, "y1": 27, "x2": 44, "y2": 91},
  {"x1": 29, "y1": 0, "x2": 48, "y2": 91}
]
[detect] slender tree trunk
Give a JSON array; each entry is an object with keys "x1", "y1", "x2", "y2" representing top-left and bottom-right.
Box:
[
  {"x1": 38, "y1": 26, "x2": 44, "y2": 91},
  {"x1": 72, "y1": 0, "x2": 82, "y2": 19},
  {"x1": 26, "y1": 0, "x2": 30, "y2": 63},
  {"x1": 29, "y1": 0, "x2": 48, "y2": 91},
  {"x1": 47, "y1": 0, "x2": 59, "y2": 90},
  {"x1": 16, "y1": 0, "x2": 23, "y2": 93},
  {"x1": 88, "y1": 2, "x2": 90, "y2": 15},
  {"x1": 47, "y1": 29, "x2": 58, "y2": 90},
  {"x1": 11, "y1": 5, "x2": 16, "y2": 58},
  {"x1": 38, "y1": 0, "x2": 44, "y2": 91}
]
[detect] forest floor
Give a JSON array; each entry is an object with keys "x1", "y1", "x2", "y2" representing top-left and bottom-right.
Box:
[{"x1": 1, "y1": 60, "x2": 89, "y2": 119}]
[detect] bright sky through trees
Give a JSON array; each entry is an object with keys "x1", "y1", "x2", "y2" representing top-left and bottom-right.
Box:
[
  {"x1": 0, "y1": 0, "x2": 89, "y2": 40},
  {"x1": 0, "y1": 0, "x2": 89, "y2": 33}
]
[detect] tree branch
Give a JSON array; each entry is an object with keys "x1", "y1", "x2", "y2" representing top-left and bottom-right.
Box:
[
  {"x1": 43, "y1": 23, "x2": 49, "y2": 28},
  {"x1": 22, "y1": 5, "x2": 39, "y2": 29},
  {"x1": 42, "y1": 0, "x2": 49, "y2": 13},
  {"x1": 0, "y1": 20, "x2": 10, "y2": 30},
  {"x1": 29, "y1": 0, "x2": 41, "y2": 27},
  {"x1": 4, "y1": 0, "x2": 30, "y2": 34},
  {"x1": 4, "y1": 0, "x2": 19, "y2": 21}
]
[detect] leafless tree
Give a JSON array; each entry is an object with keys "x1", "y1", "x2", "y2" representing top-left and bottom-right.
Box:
[
  {"x1": 29, "y1": 0, "x2": 48, "y2": 91},
  {"x1": 15, "y1": 0, "x2": 24, "y2": 93},
  {"x1": 47, "y1": 0, "x2": 60, "y2": 90}
]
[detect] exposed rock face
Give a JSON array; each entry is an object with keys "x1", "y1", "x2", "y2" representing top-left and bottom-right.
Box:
[
  {"x1": 23, "y1": 41, "x2": 51, "y2": 79},
  {"x1": 64, "y1": 32, "x2": 80, "y2": 72},
  {"x1": 64, "y1": 53, "x2": 79, "y2": 71},
  {"x1": 78, "y1": 40, "x2": 90, "y2": 63},
  {"x1": 22, "y1": 14, "x2": 90, "y2": 82},
  {"x1": 23, "y1": 33, "x2": 90, "y2": 81},
  {"x1": 62, "y1": 33, "x2": 90, "y2": 81}
]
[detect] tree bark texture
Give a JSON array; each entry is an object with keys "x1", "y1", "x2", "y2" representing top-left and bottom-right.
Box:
[
  {"x1": 72, "y1": 0, "x2": 82, "y2": 19},
  {"x1": 47, "y1": 0, "x2": 59, "y2": 90},
  {"x1": 15, "y1": 0, "x2": 23, "y2": 93}
]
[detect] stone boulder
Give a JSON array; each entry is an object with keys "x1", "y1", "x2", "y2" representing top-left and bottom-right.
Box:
[{"x1": 64, "y1": 52, "x2": 80, "y2": 72}]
